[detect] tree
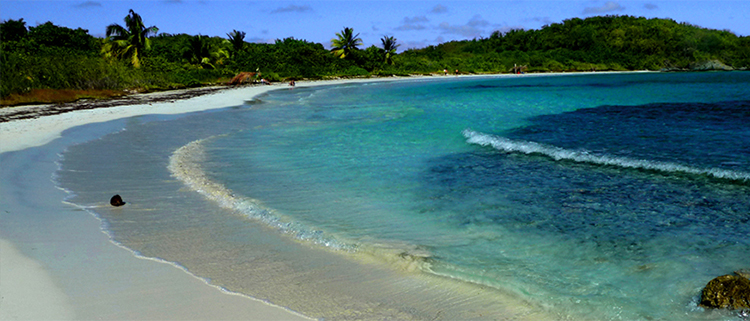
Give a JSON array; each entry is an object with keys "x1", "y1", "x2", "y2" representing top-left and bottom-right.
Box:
[
  {"x1": 381, "y1": 35, "x2": 400, "y2": 65},
  {"x1": 183, "y1": 35, "x2": 229, "y2": 69},
  {"x1": 103, "y1": 9, "x2": 159, "y2": 68},
  {"x1": 330, "y1": 27, "x2": 362, "y2": 59},
  {"x1": 226, "y1": 30, "x2": 246, "y2": 57},
  {"x1": 29, "y1": 22, "x2": 97, "y2": 53},
  {"x1": 0, "y1": 18, "x2": 27, "y2": 42}
]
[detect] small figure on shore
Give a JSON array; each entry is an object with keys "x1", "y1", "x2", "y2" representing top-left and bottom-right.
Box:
[
  {"x1": 444, "y1": 68, "x2": 448, "y2": 76},
  {"x1": 261, "y1": 78, "x2": 270, "y2": 85},
  {"x1": 110, "y1": 194, "x2": 126, "y2": 207},
  {"x1": 289, "y1": 79, "x2": 296, "y2": 87}
]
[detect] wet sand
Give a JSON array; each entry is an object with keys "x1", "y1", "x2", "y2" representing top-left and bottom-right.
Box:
[{"x1": 1, "y1": 82, "x2": 319, "y2": 320}]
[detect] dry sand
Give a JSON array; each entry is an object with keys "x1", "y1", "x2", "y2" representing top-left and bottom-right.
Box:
[{"x1": 1, "y1": 79, "x2": 398, "y2": 320}]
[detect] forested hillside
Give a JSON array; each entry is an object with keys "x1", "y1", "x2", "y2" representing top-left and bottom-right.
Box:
[
  {"x1": 401, "y1": 15, "x2": 750, "y2": 73},
  {"x1": 1, "y1": 13, "x2": 748, "y2": 104}
]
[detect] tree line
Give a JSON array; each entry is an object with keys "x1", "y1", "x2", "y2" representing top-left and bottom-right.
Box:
[{"x1": 1, "y1": 11, "x2": 748, "y2": 102}]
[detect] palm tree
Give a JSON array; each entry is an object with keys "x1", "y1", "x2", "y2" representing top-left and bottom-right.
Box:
[
  {"x1": 183, "y1": 35, "x2": 229, "y2": 69},
  {"x1": 103, "y1": 9, "x2": 158, "y2": 68},
  {"x1": 330, "y1": 27, "x2": 362, "y2": 59},
  {"x1": 226, "y1": 29, "x2": 246, "y2": 57},
  {"x1": 381, "y1": 35, "x2": 400, "y2": 65}
]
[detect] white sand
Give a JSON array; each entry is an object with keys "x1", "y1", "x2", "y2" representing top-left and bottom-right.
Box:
[
  {"x1": 0, "y1": 81, "x2": 360, "y2": 320},
  {"x1": 0, "y1": 77, "x2": 415, "y2": 153},
  {"x1": 0, "y1": 75, "x2": 501, "y2": 320},
  {"x1": 0, "y1": 240, "x2": 75, "y2": 320}
]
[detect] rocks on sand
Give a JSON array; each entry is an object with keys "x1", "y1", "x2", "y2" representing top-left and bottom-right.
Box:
[{"x1": 110, "y1": 194, "x2": 126, "y2": 207}]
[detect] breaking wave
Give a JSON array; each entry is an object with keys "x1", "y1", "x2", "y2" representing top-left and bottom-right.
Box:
[{"x1": 463, "y1": 129, "x2": 750, "y2": 183}]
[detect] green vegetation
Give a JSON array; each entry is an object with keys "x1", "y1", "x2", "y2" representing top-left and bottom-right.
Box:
[
  {"x1": 103, "y1": 9, "x2": 159, "y2": 68},
  {"x1": 381, "y1": 36, "x2": 400, "y2": 65},
  {"x1": 330, "y1": 27, "x2": 363, "y2": 59},
  {"x1": 226, "y1": 30, "x2": 246, "y2": 58},
  {"x1": 1, "y1": 12, "x2": 748, "y2": 105},
  {"x1": 182, "y1": 35, "x2": 229, "y2": 70},
  {"x1": 402, "y1": 16, "x2": 750, "y2": 73}
]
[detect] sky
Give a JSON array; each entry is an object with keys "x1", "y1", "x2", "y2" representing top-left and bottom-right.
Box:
[{"x1": 1, "y1": 1, "x2": 749, "y2": 50}]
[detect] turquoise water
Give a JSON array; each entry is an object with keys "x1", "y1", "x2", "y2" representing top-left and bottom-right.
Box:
[{"x1": 58, "y1": 72, "x2": 750, "y2": 320}]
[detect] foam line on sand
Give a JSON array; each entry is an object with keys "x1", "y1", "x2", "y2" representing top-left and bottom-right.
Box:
[{"x1": 0, "y1": 82, "x2": 326, "y2": 320}]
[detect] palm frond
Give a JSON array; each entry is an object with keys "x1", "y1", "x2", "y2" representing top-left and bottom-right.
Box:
[
  {"x1": 331, "y1": 27, "x2": 362, "y2": 59},
  {"x1": 102, "y1": 9, "x2": 157, "y2": 68},
  {"x1": 106, "y1": 24, "x2": 128, "y2": 38}
]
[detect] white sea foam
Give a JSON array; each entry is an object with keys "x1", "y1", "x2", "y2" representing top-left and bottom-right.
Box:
[
  {"x1": 167, "y1": 137, "x2": 443, "y2": 274},
  {"x1": 463, "y1": 129, "x2": 750, "y2": 182},
  {"x1": 167, "y1": 137, "x2": 352, "y2": 250}
]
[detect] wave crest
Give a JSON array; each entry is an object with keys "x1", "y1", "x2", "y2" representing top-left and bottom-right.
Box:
[{"x1": 463, "y1": 129, "x2": 750, "y2": 182}]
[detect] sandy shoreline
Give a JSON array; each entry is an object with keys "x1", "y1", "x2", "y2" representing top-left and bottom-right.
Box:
[
  {"x1": 1, "y1": 76, "x2": 466, "y2": 320},
  {"x1": 0, "y1": 80, "x2": 342, "y2": 320},
  {"x1": 0, "y1": 73, "x2": 575, "y2": 319}
]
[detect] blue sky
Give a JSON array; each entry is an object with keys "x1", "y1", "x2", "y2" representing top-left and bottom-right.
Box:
[{"x1": 2, "y1": 1, "x2": 749, "y2": 50}]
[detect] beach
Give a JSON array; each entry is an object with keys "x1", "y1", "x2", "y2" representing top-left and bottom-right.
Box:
[
  {"x1": 0, "y1": 81, "x2": 341, "y2": 320},
  {"x1": 3, "y1": 76, "x2": 529, "y2": 320},
  {"x1": 4, "y1": 71, "x2": 745, "y2": 320}
]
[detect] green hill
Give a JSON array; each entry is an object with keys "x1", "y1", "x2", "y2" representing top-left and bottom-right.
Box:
[{"x1": 400, "y1": 15, "x2": 750, "y2": 73}]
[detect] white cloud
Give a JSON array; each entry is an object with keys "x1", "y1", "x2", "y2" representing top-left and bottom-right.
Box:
[
  {"x1": 430, "y1": 4, "x2": 448, "y2": 14},
  {"x1": 467, "y1": 15, "x2": 489, "y2": 27},
  {"x1": 74, "y1": 1, "x2": 101, "y2": 8},
  {"x1": 396, "y1": 24, "x2": 427, "y2": 31},
  {"x1": 583, "y1": 1, "x2": 625, "y2": 14},
  {"x1": 271, "y1": 4, "x2": 313, "y2": 14},
  {"x1": 437, "y1": 15, "x2": 489, "y2": 39},
  {"x1": 404, "y1": 16, "x2": 429, "y2": 24},
  {"x1": 396, "y1": 16, "x2": 429, "y2": 31}
]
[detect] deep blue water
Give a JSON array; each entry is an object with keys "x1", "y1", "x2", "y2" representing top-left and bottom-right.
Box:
[{"x1": 58, "y1": 72, "x2": 750, "y2": 320}]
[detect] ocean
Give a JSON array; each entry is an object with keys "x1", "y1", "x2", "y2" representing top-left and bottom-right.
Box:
[{"x1": 57, "y1": 72, "x2": 750, "y2": 320}]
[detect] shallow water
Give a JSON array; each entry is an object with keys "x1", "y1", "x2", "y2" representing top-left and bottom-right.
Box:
[{"x1": 57, "y1": 72, "x2": 750, "y2": 320}]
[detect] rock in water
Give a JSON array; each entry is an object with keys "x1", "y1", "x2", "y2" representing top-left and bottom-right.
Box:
[
  {"x1": 110, "y1": 194, "x2": 126, "y2": 207},
  {"x1": 700, "y1": 274, "x2": 750, "y2": 309}
]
